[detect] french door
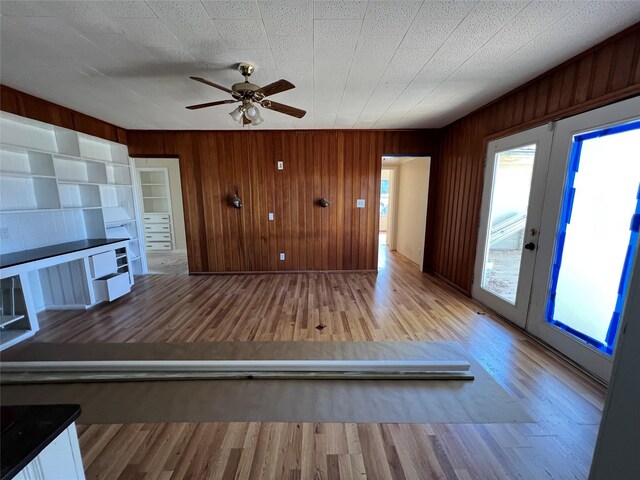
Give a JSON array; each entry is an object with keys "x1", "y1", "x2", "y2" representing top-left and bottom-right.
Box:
[
  {"x1": 472, "y1": 125, "x2": 553, "y2": 328},
  {"x1": 474, "y1": 97, "x2": 640, "y2": 381},
  {"x1": 527, "y1": 98, "x2": 640, "y2": 381}
]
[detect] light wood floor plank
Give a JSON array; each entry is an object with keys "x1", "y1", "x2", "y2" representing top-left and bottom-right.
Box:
[{"x1": 16, "y1": 247, "x2": 605, "y2": 479}]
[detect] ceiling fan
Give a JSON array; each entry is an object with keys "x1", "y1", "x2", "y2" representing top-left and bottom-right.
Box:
[{"x1": 186, "y1": 62, "x2": 306, "y2": 126}]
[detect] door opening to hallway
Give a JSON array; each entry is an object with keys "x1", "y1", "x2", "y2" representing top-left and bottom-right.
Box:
[{"x1": 379, "y1": 156, "x2": 431, "y2": 270}]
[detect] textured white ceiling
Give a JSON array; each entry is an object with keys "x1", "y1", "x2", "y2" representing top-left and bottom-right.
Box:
[{"x1": 1, "y1": 1, "x2": 639, "y2": 130}]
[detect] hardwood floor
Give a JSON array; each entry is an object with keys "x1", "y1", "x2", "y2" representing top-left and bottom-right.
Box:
[
  {"x1": 25, "y1": 245, "x2": 605, "y2": 479},
  {"x1": 146, "y1": 251, "x2": 189, "y2": 275}
]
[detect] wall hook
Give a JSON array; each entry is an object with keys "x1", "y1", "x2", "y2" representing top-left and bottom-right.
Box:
[{"x1": 230, "y1": 185, "x2": 243, "y2": 208}]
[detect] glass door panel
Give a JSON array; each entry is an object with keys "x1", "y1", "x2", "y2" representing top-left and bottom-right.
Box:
[
  {"x1": 473, "y1": 125, "x2": 553, "y2": 327},
  {"x1": 546, "y1": 120, "x2": 640, "y2": 355},
  {"x1": 528, "y1": 96, "x2": 640, "y2": 381},
  {"x1": 481, "y1": 145, "x2": 536, "y2": 304}
]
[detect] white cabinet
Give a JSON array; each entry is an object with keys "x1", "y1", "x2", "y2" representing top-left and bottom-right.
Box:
[
  {"x1": 143, "y1": 213, "x2": 170, "y2": 224},
  {"x1": 145, "y1": 232, "x2": 172, "y2": 242},
  {"x1": 144, "y1": 223, "x2": 170, "y2": 233},
  {"x1": 93, "y1": 272, "x2": 130, "y2": 302},
  {"x1": 89, "y1": 251, "x2": 117, "y2": 279},
  {"x1": 146, "y1": 242, "x2": 172, "y2": 251},
  {"x1": 14, "y1": 423, "x2": 85, "y2": 480}
]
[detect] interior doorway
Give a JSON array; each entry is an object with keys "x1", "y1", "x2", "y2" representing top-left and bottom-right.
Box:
[
  {"x1": 134, "y1": 158, "x2": 188, "y2": 275},
  {"x1": 380, "y1": 156, "x2": 431, "y2": 269}
]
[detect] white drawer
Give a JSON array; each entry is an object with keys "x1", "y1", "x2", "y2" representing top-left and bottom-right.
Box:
[
  {"x1": 93, "y1": 273, "x2": 130, "y2": 302},
  {"x1": 89, "y1": 250, "x2": 116, "y2": 279},
  {"x1": 146, "y1": 242, "x2": 172, "y2": 251},
  {"x1": 145, "y1": 232, "x2": 172, "y2": 242},
  {"x1": 144, "y1": 224, "x2": 171, "y2": 233},
  {"x1": 144, "y1": 213, "x2": 170, "y2": 224}
]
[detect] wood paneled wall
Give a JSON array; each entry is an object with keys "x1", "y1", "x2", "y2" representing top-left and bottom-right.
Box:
[
  {"x1": 127, "y1": 130, "x2": 439, "y2": 273},
  {"x1": 432, "y1": 23, "x2": 640, "y2": 293},
  {"x1": 0, "y1": 85, "x2": 127, "y2": 144}
]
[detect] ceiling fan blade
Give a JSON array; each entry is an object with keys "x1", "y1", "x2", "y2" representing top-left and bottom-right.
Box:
[
  {"x1": 185, "y1": 99, "x2": 237, "y2": 110},
  {"x1": 256, "y1": 79, "x2": 295, "y2": 97},
  {"x1": 261, "y1": 100, "x2": 306, "y2": 119},
  {"x1": 243, "y1": 115, "x2": 251, "y2": 126},
  {"x1": 190, "y1": 76, "x2": 233, "y2": 94}
]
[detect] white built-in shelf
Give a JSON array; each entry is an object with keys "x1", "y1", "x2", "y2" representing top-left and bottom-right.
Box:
[
  {"x1": 0, "y1": 176, "x2": 60, "y2": 212},
  {"x1": 0, "y1": 144, "x2": 130, "y2": 167},
  {"x1": 0, "y1": 171, "x2": 56, "y2": 179},
  {"x1": 0, "y1": 207, "x2": 101, "y2": 214},
  {"x1": 106, "y1": 219, "x2": 136, "y2": 224},
  {"x1": 0, "y1": 111, "x2": 146, "y2": 277},
  {"x1": 0, "y1": 314, "x2": 26, "y2": 329},
  {"x1": 0, "y1": 330, "x2": 33, "y2": 349},
  {"x1": 58, "y1": 181, "x2": 103, "y2": 186}
]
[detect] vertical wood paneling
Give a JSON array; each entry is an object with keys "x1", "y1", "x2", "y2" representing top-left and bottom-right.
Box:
[
  {"x1": 127, "y1": 129, "x2": 438, "y2": 273},
  {"x1": 0, "y1": 85, "x2": 127, "y2": 144},
  {"x1": 433, "y1": 22, "x2": 640, "y2": 292}
]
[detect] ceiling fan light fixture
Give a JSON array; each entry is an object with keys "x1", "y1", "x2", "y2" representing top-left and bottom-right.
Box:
[
  {"x1": 229, "y1": 106, "x2": 243, "y2": 122},
  {"x1": 187, "y1": 65, "x2": 306, "y2": 125},
  {"x1": 244, "y1": 104, "x2": 260, "y2": 121}
]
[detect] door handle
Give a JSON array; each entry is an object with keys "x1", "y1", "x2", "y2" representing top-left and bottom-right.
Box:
[{"x1": 524, "y1": 242, "x2": 536, "y2": 251}]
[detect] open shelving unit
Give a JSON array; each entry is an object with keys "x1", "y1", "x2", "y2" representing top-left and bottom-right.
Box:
[
  {"x1": 0, "y1": 112, "x2": 146, "y2": 276},
  {"x1": 138, "y1": 168, "x2": 174, "y2": 251}
]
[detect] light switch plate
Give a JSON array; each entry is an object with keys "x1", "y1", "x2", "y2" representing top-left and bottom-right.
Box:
[
  {"x1": 356, "y1": 199, "x2": 366, "y2": 208},
  {"x1": 277, "y1": 161, "x2": 284, "y2": 170},
  {"x1": 268, "y1": 212, "x2": 274, "y2": 221},
  {"x1": 279, "y1": 252, "x2": 285, "y2": 261}
]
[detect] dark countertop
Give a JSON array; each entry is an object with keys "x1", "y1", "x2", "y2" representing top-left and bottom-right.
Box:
[
  {"x1": 0, "y1": 404, "x2": 81, "y2": 480},
  {"x1": 0, "y1": 238, "x2": 129, "y2": 269}
]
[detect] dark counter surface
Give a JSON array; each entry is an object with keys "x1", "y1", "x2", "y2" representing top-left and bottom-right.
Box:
[
  {"x1": 0, "y1": 404, "x2": 81, "y2": 480},
  {"x1": 0, "y1": 238, "x2": 129, "y2": 269}
]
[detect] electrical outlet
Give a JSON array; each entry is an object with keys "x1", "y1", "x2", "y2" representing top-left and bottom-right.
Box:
[
  {"x1": 268, "y1": 212, "x2": 274, "y2": 221},
  {"x1": 277, "y1": 161, "x2": 284, "y2": 170},
  {"x1": 0, "y1": 227, "x2": 8, "y2": 240},
  {"x1": 279, "y1": 252, "x2": 285, "y2": 261},
  {"x1": 356, "y1": 199, "x2": 366, "y2": 208}
]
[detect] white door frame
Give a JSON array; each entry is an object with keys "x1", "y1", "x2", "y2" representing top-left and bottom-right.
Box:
[
  {"x1": 472, "y1": 124, "x2": 554, "y2": 328},
  {"x1": 527, "y1": 96, "x2": 640, "y2": 382}
]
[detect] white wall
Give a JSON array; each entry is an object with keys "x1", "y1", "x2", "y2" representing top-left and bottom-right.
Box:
[
  {"x1": 134, "y1": 158, "x2": 186, "y2": 250},
  {"x1": 395, "y1": 157, "x2": 430, "y2": 266}
]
